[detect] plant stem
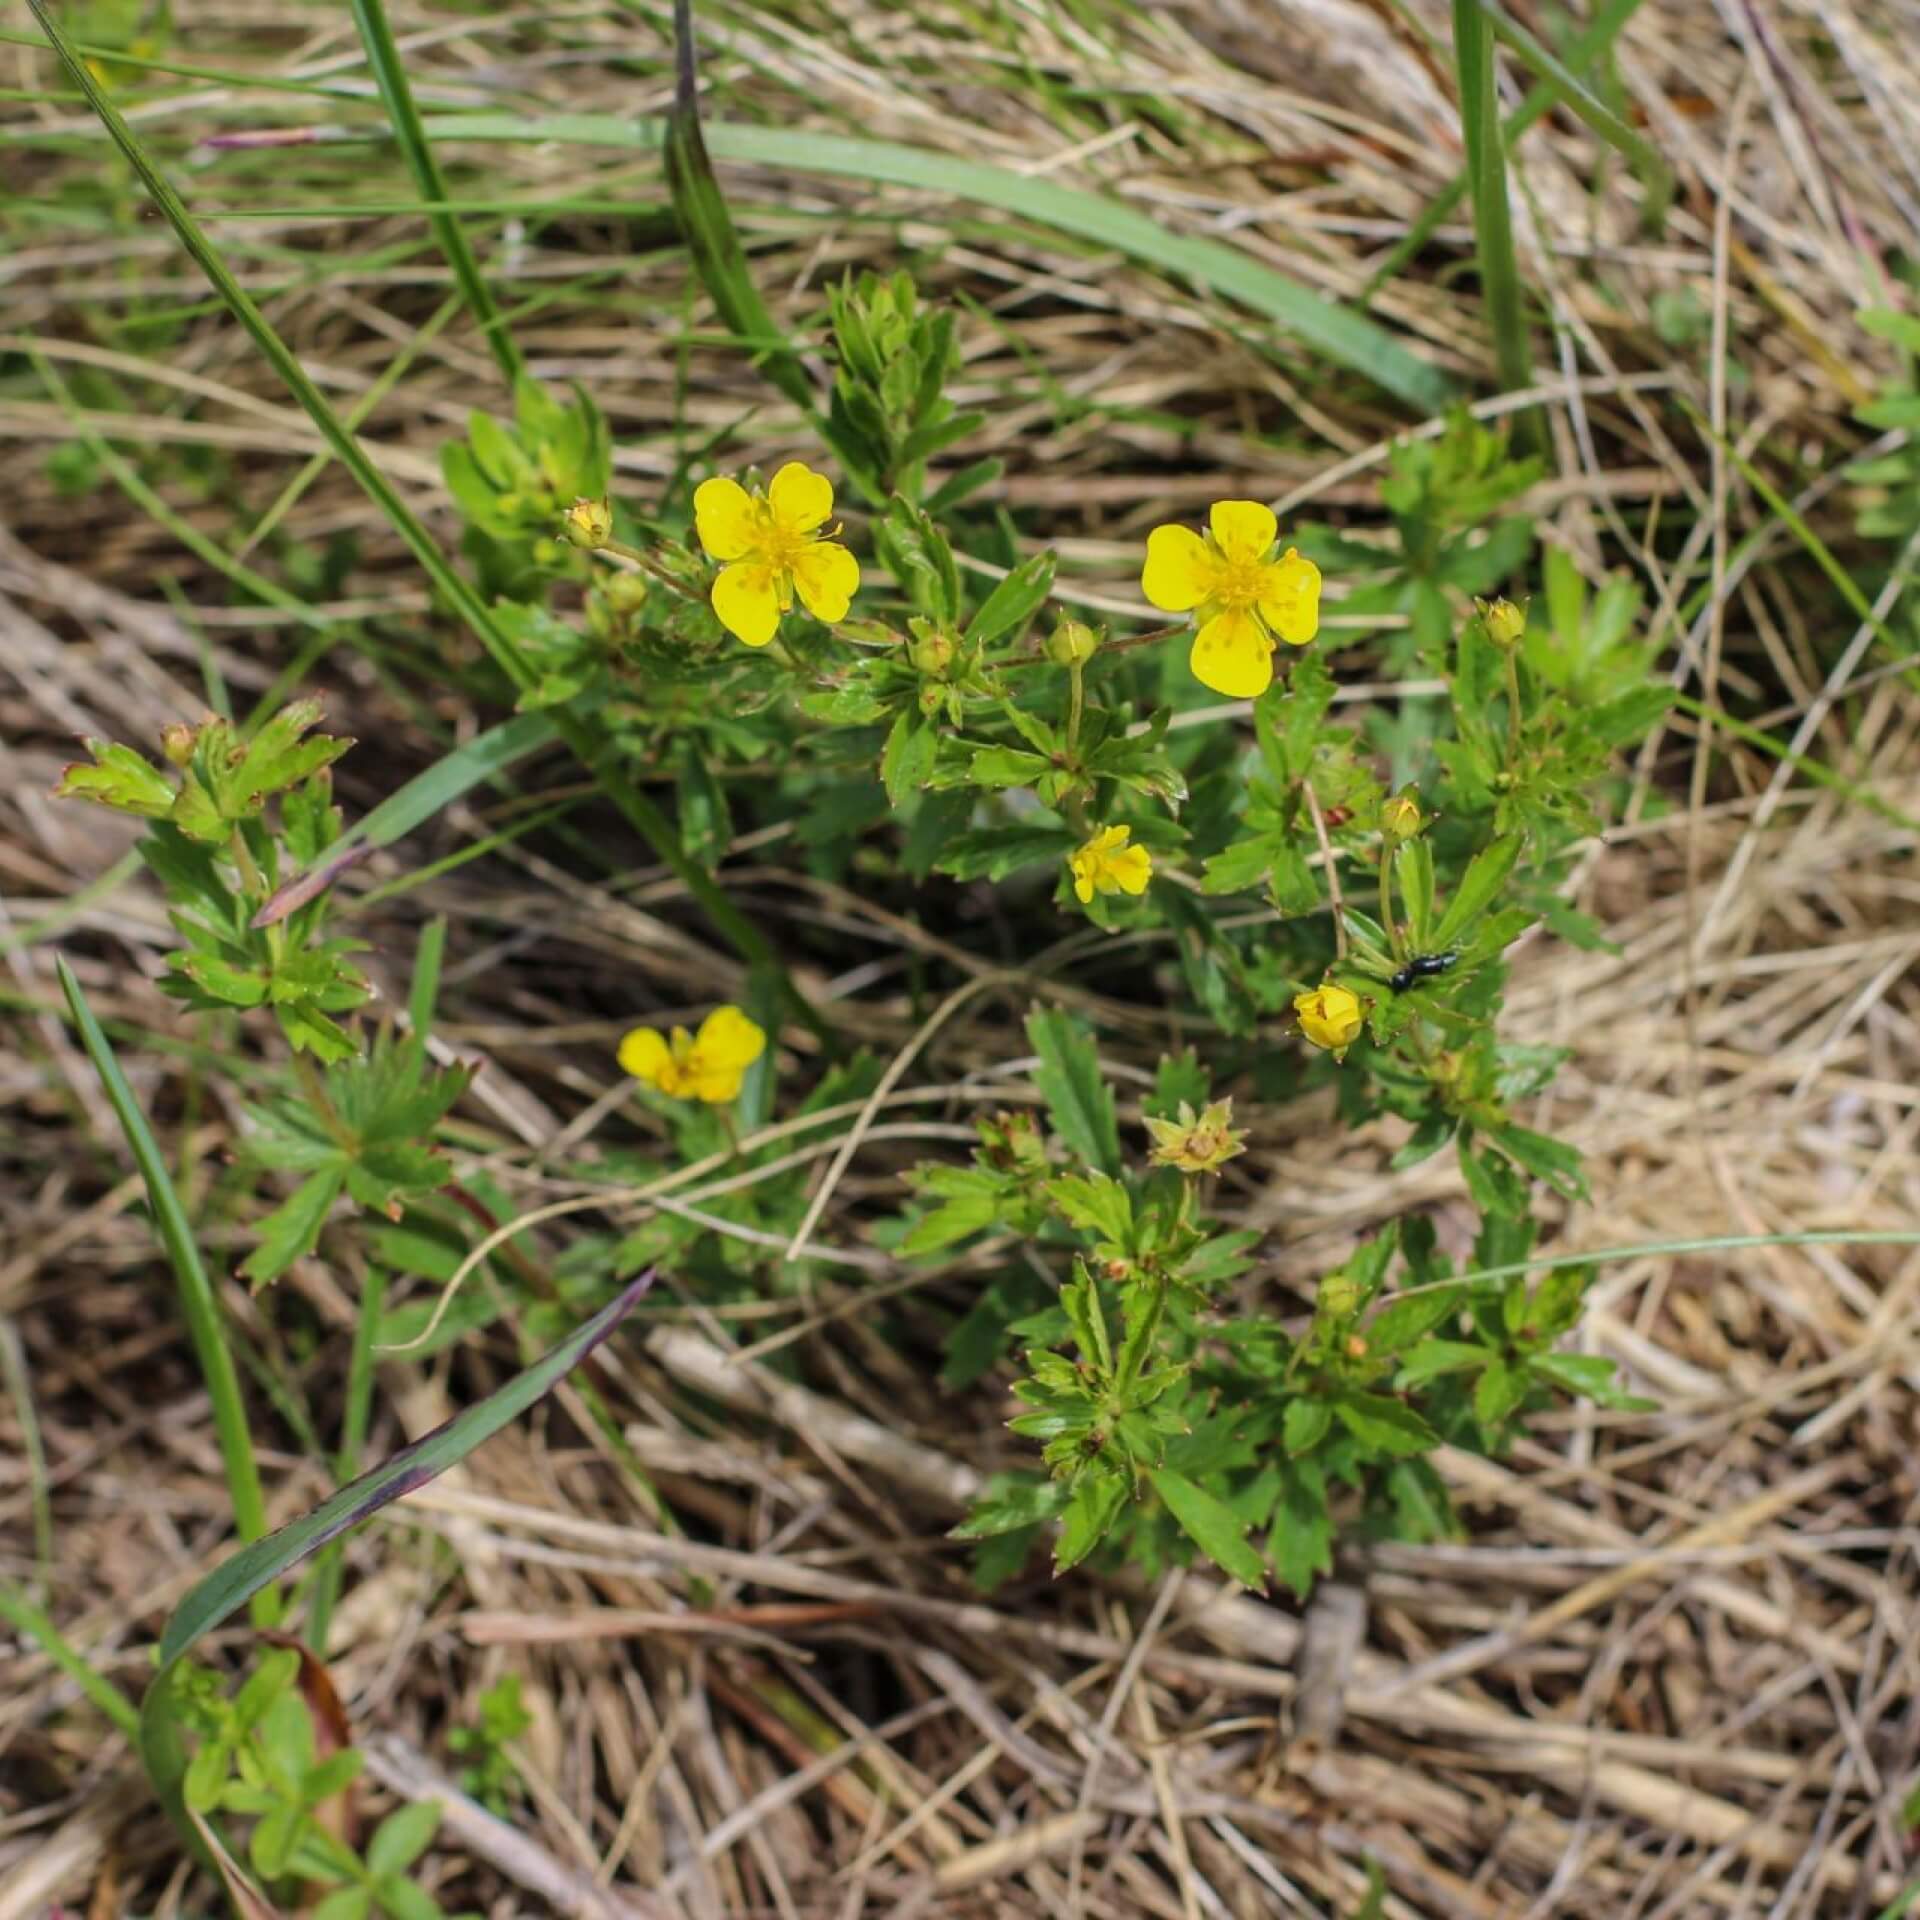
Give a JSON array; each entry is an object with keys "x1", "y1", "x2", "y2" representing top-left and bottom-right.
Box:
[
  {"x1": 1066, "y1": 660, "x2": 1086, "y2": 755},
  {"x1": 304, "y1": 1262, "x2": 386, "y2": 1657},
  {"x1": 1503, "y1": 647, "x2": 1525, "y2": 774},
  {"x1": 1378, "y1": 840, "x2": 1403, "y2": 959},
  {"x1": 0, "y1": 1581, "x2": 140, "y2": 1738}
]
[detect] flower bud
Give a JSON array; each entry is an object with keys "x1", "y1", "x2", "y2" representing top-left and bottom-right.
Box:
[
  {"x1": 1294, "y1": 982, "x2": 1364, "y2": 1053},
  {"x1": 917, "y1": 682, "x2": 946, "y2": 717},
  {"x1": 161, "y1": 723, "x2": 197, "y2": 767},
  {"x1": 1479, "y1": 596, "x2": 1526, "y2": 648},
  {"x1": 1380, "y1": 790, "x2": 1424, "y2": 841},
  {"x1": 1046, "y1": 619, "x2": 1100, "y2": 667},
  {"x1": 910, "y1": 628, "x2": 956, "y2": 676},
  {"x1": 562, "y1": 495, "x2": 613, "y2": 550},
  {"x1": 601, "y1": 571, "x2": 649, "y2": 615}
]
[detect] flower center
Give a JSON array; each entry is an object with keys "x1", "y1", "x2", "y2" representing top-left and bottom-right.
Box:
[
  {"x1": 750, "y1": 501, "x2": 812, "y2": 575},
  {"x1": 1208, "y1": 549, "x2": 1269, "y2": 612}
]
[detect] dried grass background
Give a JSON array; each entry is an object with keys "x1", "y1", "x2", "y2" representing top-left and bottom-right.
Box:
[{"x1": 4, "y1": 0, "x2": 1920, "y2": 1913}]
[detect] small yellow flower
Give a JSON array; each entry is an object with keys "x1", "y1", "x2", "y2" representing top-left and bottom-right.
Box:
[
  {"x1": 1294, "y1": 983, "x2": 1364, "y2": 1053},
  {"x1": 618, "y1": 1005, "x2": 766, "y2": 1104},
  {"x1": 693, "y1": 462, "x2": 860, "y2": 648},
  {"x1": 1068, "y1": 825, "x2": 1153, "y2": 905},
  {"x1": 562, "y1": 495, "x2": 613, "y2": 549},
  {"x1": 1145, "y1": 1098, "x2": 1247, "y2": 1175},
  {"x1": 1141, "y1": 500, "x2": 1322, "y2": 699}
]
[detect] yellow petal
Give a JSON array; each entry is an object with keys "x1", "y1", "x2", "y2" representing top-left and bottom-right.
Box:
[
  {"x1": 1209, "y1": 499, "x2": 1277, "y2": 564},
  {"x1": 1068, "y1": 852, "x2": 1095, "y2": 904},
  {"x1": 689, "y1": 1066, "x2": 746, "y2": 1104},
  {"x1": 1190, "y1": 609, "x2": 1274, "y2": 699},
  {"x1": 1141, "y1": 524, "x2": 1214, "y2": 612},
  {"x1": 1091, "y1": 824, "x2": 1131, "y2": 855},
  {"x1": 768, "y1": 461, "x2": 833, "y2": 533},
  {"x1": 695, "y1": 1005, "x2": 767, "y2": 1074},
  {"x1": 1259, "y1": 548, "x2": 1322, "y2": 646},
  {"x1": 712, "y1": 561, "x2": 781, "y2": 647},
  {"x1": 789, "y1": 540, "x2": 860, "y2": 623},
  {"x1": 693, "y1": 475, "x2": 759, "y2": 561},
  {"x1": 1111, "y1": 844, "x2": 1153, "y2": 896},
  {"x1": 617, "y1": 1026, "x2": 671, "y2": 1085}
]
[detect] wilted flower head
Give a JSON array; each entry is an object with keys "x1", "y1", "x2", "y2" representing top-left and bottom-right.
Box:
[
  {"x1": 562, "y1": 495, "x2": 613, "y2": 549},
  {"x1": 1145, "y1": 1098, "x2": 1246, "y2": 1175}
]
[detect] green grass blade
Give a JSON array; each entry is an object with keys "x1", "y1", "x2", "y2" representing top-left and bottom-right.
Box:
[
  {"x1": 408, "y1": 112, "x2": 1455, "y2": 413},
  {"x1": 157, "y1": 1268, "x2": 651, "y2": 1655},
  {"x1": 54, "y1": 960, "x2": 273, "y2": 1603},
  {"x1": 1476, "y1": 0, "x2": 1670, "y2": 225},
  {"x1": 0, "y1": 1580, "x2": 141, "y2": 1739},
  {"x1": 27, "y1": 0, "x2": 819, "y2": 1036},
  {"x1": 140, "y1": 1269, "x2": 654, "y2": 1849},
  {"x1": 346, "y1": 712, "x2": 563, "y2": 851},
  {"x1": 1366, "y1": 0, "x2": 1649, "y2": 297},
  {"x1": 1452, "y1": 0, "x2": 1536, "y2": 434},
  {"x1": 345, "y1": 0, "x2": 522, "y2": 382}
]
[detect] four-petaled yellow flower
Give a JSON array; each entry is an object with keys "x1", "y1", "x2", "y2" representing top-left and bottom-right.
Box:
[
  {"x1": 618, "y1": 1005, "x2": 766, "y2": 1104},
  {"x1": 694, "y1": 462, "x2": 859, "y2": 648},
  {"x1": 1141, "y1": 500, "x2": 1322, "y2": 700},
  {"x1": 1294, "y1": 983, "x2": 1364, "y2": 1053},
  {"x1": 1069, "y1": 824, "x2": 1152, "y2": 905}
]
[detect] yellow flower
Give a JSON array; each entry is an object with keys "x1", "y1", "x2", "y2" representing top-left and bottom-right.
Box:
[
  {"x1": 1141, "y1": 500, "x2": 1322, "y2": 699},
  {"x1": 618, "y1": 1005, "x2": 766, "y2": 1104},
  {"x1": 1068, "y1": 825, "x2": 1153, "y2": 905},
  {"x1": 1145, "y1": 1098, "x2": 1247, "y2": 1175},
  {"x1": 693, "y1": 462, "x2": 860, "y2": 648},
  {"x1": 1294, "y1": 983, "x2": 1364, "y2": 1053}
]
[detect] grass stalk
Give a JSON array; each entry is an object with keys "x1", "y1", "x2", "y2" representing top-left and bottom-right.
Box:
[
  {"x1": 0, "y1": 1581, "x2": 141, "y2": 1739},
  {"x1": 55, "y1": 960, "x2": 277, "y2": 1623},
  {"x1": 344, "y1": 0, "x2": 523, "y2": 383}
]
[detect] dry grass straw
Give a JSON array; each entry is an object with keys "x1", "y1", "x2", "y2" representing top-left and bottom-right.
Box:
[{"x1": 4, "y1": 0, "x2": 1920, "y2": 1912}]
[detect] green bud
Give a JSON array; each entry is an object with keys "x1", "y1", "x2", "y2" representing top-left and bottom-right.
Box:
[
  {"x1": 562, "y1": 495, "x2": 613, "y2": 550},
  {"x1": 1478, "y1": 596, "x2": 1527, "y2": 648},
  {"x1": 1380, "y1": 790, "x2": 1424, "y2": 841},
  {"x1": 910, "y1": 628, "x2": 956, "y2": 676},
  {"x1": 1046, "y1": 619, "x2": 1100, "y2": 667}
]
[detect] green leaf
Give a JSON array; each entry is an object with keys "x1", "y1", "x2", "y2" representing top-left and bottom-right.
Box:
[
  {"x1": 1529, "y1": 1350, "x2": 1654, "y2": 1411},
  {"x1": 1045, "y1": 1172, "x2": 1133, "y2": 1246},
  {"x1": 1268, "y1": 1457, "x2": 1333, "y2": 1600},
  {"x1": 951, "y1": 1472, "x2": 1067, "y2": 1540},
  {"x1": 1394, "y1": 836, "x2": 1436, "y2": 946},
  {"x1": 1282, "y1": 1398, "x2": 1332, "y2": 1456},
  {"x1": 240, "y1": 1169, "x2": 346, "y2": 1288},
  {"x1": 55, "y1": 740, "x2": 176, "y2": 818},
  {"x1": 1488, "y1": 1121, "x2": 1588, "y2": 1200},
  {"x1": 1433, "y1": 834, "x2": 1523, "y2": 947},
  {"x1": 313, "y1": 1889, "x2": 374, "y2": 1920},
  {"x1": 1027, "y1": 1009, "x2": 1121, "y2": 1176},
  {"x1": 880, "y1": 708, "x2": 937, "y2": 807},
  {"x1": 1395, "y1": 1337, "x2": 1494, "y2": 1387},
  {"x1": 933, "y1": 825, "x2": 1075, "y2": 882},
  {"x1": 1333, "y1": 1392, "x2": 1438, "y2": 1456},
  {"x1": 1474, "y1": 1355, "x2": 1528, "y2": 1427},
  {"x1": 367, "y1": 1799, "x2": 440, "y2": 1878},
  {"x1": 1054, "y1": 1468, "x2": 1130, "y2": 1573},
  {"x1": 1366, "y1": 1285, "x2": 1465, "y2": 1355},
  {"x1": 1149, "y1": 1468, "x2": 1266, "y2": 1589},
  {"x1": 968, "y1": 746, "x2": 1051, "y2": 789},
  {"x1": 963, "y1": 551, "x2": 1056, "y2": 647}
]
